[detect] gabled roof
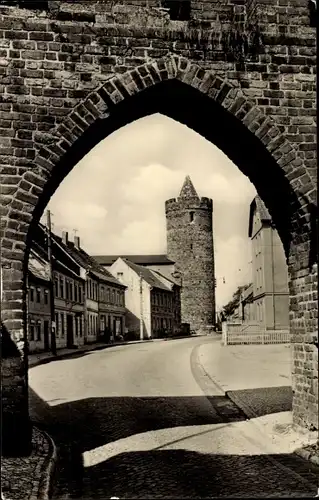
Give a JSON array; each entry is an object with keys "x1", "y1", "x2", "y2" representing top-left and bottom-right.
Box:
[
  {"x1": 32, "y1": 223, "x2": 82, "y2": 277},
  {"x1": 248, "y1": 196, "x2": 272, "y2": 237},
  {"x1": 121, "y1": 259, "x2": 172, "y2": 292},
  {"x1": 56, "y1": 239, "x2": 125, "y2": 288},
  {"x1": 179, "y1": 175, "x2": 199, "y2": 199},
  {"x1": 93, "y1": 254, "x2": 175, "y2": 266},
  {"x1": 151, "y1": 269, "x2": 181, "y2": 288}
]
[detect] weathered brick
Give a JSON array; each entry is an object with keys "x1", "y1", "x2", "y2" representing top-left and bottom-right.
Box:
[{"x1": 0, "y1": 0, "x2": 317, "y2": 445}]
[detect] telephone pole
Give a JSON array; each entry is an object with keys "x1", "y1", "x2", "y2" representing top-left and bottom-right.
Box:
[{"x1": 46, "y1": 210, "x2": 57, "y2": 355}]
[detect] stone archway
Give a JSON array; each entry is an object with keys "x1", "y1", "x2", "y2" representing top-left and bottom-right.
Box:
[{"x1": 1, "y1": 55, "x2": 317, "y2": 455}]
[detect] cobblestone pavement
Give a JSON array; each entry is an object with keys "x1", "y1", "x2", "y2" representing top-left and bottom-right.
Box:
[
  {"x1": 1, "y1": 427, "x2": 55, "y2": 500},
  {"x1": 29, "y1": 336, "x2": 319, "y2": 499}
]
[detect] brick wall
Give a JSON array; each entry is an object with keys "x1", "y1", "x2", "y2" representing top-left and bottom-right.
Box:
[{"x1": 0, "y1": 0, "x2": 317, "y2": 452}]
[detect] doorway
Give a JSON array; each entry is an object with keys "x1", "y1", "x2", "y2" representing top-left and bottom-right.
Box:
[
  {"x1": 43, "y1": 320, "x2": 50, "y2": 351},
  {"x1": 67, "y1": 314, "x2": 74, "y2": 348}
]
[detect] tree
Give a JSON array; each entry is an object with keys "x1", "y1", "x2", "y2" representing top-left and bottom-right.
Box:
[{"x1": 222, "y1": 283, "x2": 252, "y2": 319}]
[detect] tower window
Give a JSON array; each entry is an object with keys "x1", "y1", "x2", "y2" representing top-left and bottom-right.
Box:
[
  {"x1": 190, "y1": 211, "x2": 194, "y2": 222},
  {"x1": 161, "y1": 1, "x2": 191, "y2": 21},
  {"x1": 190, "y1": 243, "x2": 193, "y2": 250}
]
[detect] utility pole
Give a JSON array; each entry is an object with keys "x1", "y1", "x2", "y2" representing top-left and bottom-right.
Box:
[{"x1": 46, "y1": 210, "x2": 57, "y2": 355}]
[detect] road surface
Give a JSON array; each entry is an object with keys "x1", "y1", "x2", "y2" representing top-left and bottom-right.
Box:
[{"x1": 29, "y1": 336, "x2": 318, "y2": 499}]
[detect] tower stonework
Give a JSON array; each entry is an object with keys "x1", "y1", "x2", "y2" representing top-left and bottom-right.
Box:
[{"x1": 165, "y1": 177, "x2": 216, "y2": 333}]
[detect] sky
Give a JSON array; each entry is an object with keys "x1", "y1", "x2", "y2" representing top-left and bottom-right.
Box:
[{"x1": 42, "y1": 113, "x2": 257, "y2": 310}]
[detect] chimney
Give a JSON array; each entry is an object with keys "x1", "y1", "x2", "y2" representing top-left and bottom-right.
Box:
[
  {"x1": 74, "y1": 235, "x2": 80, "y2": 249},
  {"x1": 62, "y1": 231, "x2": 68, "y2": 245}
]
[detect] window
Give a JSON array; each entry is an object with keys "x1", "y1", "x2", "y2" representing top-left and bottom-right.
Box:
[
  {"x1": 111, "y1": 290, "x2": 115, "y2": 303},
  {"x1": 36, "y1": 320, "x2": 41, "y2": 341},
  {"x1": 189, "y1": 211, "x2": 194, "y2": 222},
  {"x1": 65, "y1": 280, "x2": 69, "y2": 300},
  {"x1": 101, "y1": 286, "x2": 104, "y2": 301},
  {"x1": 54, "y1": 278, "x2": 58, "y2": 296},
  {"x1": 74, "y1": 283, "x2": 78, "y2": 302},
  {"x1": 161, "y1": 0, "x2": 191, "y2": 21},
  {"x1": 30, "y1": 287, "x2": 34, "y2": 302},
  {"x1": 117, "y1": 291, "x2": 120, "y2": 305},
  {"x1": 79, "y1": 315, "x2": 82, "y2": 337},
  {"x1": 79, "y1": 285, "x2": 82, "y2": 303},
  {"x1": 70, "y1": 281, "x2": 74, "y2": 301},
  {"x1": 36, "y1": 288, "x2": 41, "y2": 303},
  {"x1": 117, "y1": 272, "x2": 123, "y2": 279},
  {"x1": 29, "y1": 321, "x2": 35, "y2": 341},
  {"x1": 44, "y1": 289, "x2": 49, "y2": 305},
  {"x1": 106, "y1": 288, "x2": 110, "y2": 302},
  {"x1": 60, "y1": 277, "x2": 64, "y2": 299},
  {"x1": 190, "y1": 243, "x2": 193, "y2": 251}
]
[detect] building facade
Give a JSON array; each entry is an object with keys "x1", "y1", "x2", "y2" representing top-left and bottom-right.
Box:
[
  {"x1": 248, "y1": 196, "x2": 289, "y2": 330},
  {"x1": 27, "y1": 250, "x2": 51, "y2": 354},
  {"x1": 165, "y1": 176, "x2": 216, "y2": 333},
  {"x1": 109, "y1": 258, "x2": 181, "y2": 340},
  {"x1": 61, "y1": 233, "x2": 126, "y2": 344}
]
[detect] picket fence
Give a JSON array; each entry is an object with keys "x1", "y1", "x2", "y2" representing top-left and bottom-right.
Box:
[{"x1": 222, "y1": 322, "x2": 290, "y2": 345}]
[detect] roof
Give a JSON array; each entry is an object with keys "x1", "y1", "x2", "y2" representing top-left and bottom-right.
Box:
[
  {"x1": 93, "y1": 254, "x2": 175, "y2": 266},
  {"x1": 179, "y1": 175, "x2": 199, "y2": 199},
  {"x1": 28, "y1": 260, "x2": 50, "y2": 283},
  {"x1": 33, "y1": 223, "x2": 82, "y2": 277},
  {"x1": 248, "y1": 195, "x2": 272, "y2": 237},
  {"x1": 59, "y1": 240, "x2": 125, "y2": 288},
  {"x1": 122, "y1": 259, "x2": 172, "y2": 292},
  {"x1": 151, "y1": 269, "x2": 181, "y2": 288},
  {"x1": 32, "y1": 223, "x2": 123, "y2": 287}
]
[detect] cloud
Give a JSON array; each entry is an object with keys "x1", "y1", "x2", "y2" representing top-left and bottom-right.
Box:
[
  {"x1": 120, "y1": 163, "x2": 184, "y2": 207},
  {"x1": 44, "y1": 113, "x2": 257, "y2": 309}
]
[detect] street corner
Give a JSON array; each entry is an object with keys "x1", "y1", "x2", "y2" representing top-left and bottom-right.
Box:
[{"x1": 1, "y1": 426, "x2": 57, "y2": 500}]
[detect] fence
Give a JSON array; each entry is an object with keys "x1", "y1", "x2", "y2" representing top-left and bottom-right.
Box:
[{"x1": 222, "y1": 322, "x2": 290, "y2": 345}]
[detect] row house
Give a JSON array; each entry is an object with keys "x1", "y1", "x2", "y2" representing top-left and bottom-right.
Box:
[
  {"x1": 29, "y1": 224, "x2": 126, "y2": 353},
  {"x1": 31, "y1": 223, "x2": 86, "y2": 351},
  {"x1": 60, "y1": 232, "x2": 126, "y2": 343},
  {"x1": 27, "y1": 249, "x2": 51, "y2": 353},
  {"x1": 109, "y1": 257, "x2": 181, "y2": 340}
]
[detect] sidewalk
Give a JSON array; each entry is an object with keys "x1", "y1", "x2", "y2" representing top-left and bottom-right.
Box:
[{"x1": 198, "y1": 342, "x2": 318, "y2": 464}]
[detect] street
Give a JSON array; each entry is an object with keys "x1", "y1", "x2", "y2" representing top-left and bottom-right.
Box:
[{"x1": 29, "y1": 336, "x2": 318, "y2": 499}]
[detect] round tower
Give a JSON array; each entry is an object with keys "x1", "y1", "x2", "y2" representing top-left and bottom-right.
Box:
[{"x1": 165, "y1": 176, "x2": 216, "y2": 333}]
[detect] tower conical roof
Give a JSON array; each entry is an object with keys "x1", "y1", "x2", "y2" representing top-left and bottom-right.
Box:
[{"x1": 178, "y1": 176, "x2": 199, "y2": 199}]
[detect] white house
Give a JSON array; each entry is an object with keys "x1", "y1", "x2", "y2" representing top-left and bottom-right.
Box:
[{"x1": 109, "y1": 257, "x2": 180, "y2": 339}]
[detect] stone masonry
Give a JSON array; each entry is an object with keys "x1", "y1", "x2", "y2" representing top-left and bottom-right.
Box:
[
  {"x1": 166, "y1": 176, "x2": 216, "y2": 332},
  {"x1": 0, "y1": 0, "x2": 317, "y2": 454}
]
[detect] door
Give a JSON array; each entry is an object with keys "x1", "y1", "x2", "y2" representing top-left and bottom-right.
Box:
[
  {"x1": 43, "y1": 320, "x2": 50, "y2": 351},
  {"x1": 67, "y1": 314, "x2": 74, "y2": 348}
]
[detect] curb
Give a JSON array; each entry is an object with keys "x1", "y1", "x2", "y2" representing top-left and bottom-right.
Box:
[
  {"x1": 36, "y1": 428, "x2": 58, "y2": 500},
  {"x1": 196, "y1": 347, "x2": 319, "y2": 469},
  {"x1": 226, "y1": 390, "x2": 319, "y2": 467}
]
